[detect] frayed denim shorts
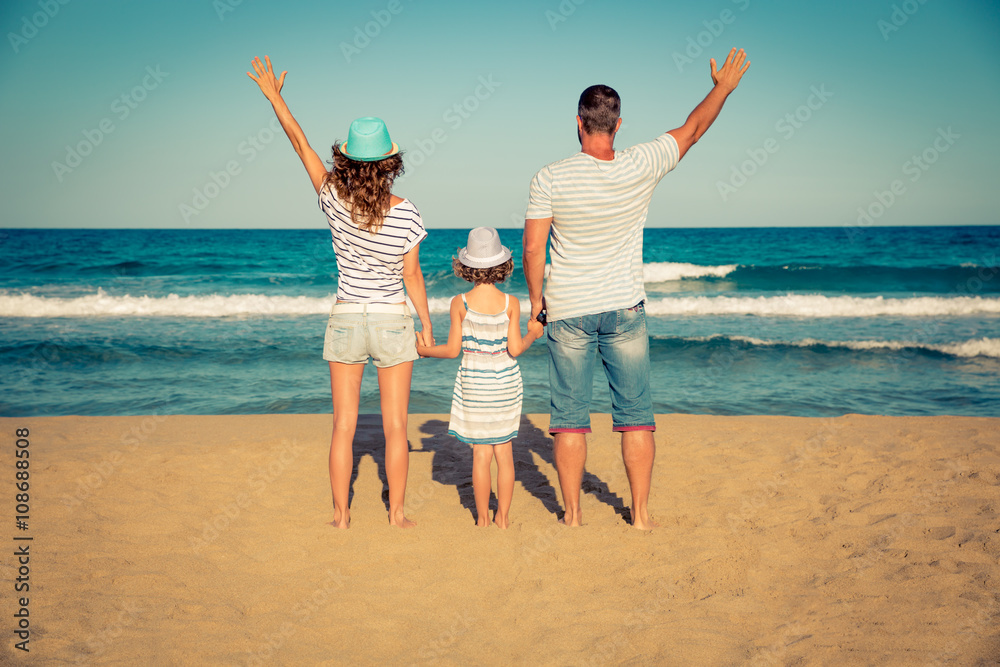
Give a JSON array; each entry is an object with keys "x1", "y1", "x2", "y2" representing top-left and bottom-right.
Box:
[
  {"x1": 322, "y1": 302, "x2": 418, "y2": 368},
  {"x1": 546, "y1": 301, "x2": 654, "y2": 433}
]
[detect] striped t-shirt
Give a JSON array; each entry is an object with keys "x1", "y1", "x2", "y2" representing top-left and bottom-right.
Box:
[
  {"x1": 525, "y1": 133, "x2": 680, "y2": 321},
  {"x1": 318, "y1": 184, "x2": 427, "y2": 303}
]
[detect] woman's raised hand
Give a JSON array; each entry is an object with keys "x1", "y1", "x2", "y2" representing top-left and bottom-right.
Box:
[{"x1": 247, "y1": 55, "x2": 286, "y2": 101}]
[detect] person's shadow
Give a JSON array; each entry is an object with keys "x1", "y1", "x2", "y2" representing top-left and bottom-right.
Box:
[
  {"x1": 419, "y1": 415, "x2": 629, "y2": 524},
  {"x1": 418, "y1": 419, "x2": 479, "y2": 520},
  {"x1": 345, "y1": 414, "x2": 398, "y2": 514}
]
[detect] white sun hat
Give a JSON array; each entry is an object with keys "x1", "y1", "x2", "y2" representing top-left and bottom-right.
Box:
[{"x1": 457, "y1": 227, "x2": 512, "y2": 269}]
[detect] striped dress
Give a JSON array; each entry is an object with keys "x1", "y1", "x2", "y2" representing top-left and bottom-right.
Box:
[{"x1": 448, "y1": 294, "x2": 523, "y2": 445}]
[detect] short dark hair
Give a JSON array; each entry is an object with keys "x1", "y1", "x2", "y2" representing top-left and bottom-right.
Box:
[
  {"x1": 452, "y1": 257, "x2": 513, "y2": 285},
  {"x1": 578, "y1": 84, "x2": 621, "y2": 135}
]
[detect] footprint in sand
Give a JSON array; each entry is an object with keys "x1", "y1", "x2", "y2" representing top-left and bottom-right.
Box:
[{"x1": 924, "y1": 525, "x2": 956, "y2": 540}]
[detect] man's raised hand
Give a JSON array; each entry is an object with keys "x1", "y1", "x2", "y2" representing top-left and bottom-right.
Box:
[{"x1": 710, "y1": 48, "x2": 750, "y2": 92}]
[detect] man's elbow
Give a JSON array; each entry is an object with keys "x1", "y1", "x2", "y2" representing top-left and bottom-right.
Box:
[{"x1": 523, "y1": 244, "x2": 546, "y2": 262}]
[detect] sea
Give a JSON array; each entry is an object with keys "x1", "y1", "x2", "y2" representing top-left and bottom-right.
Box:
[{"x1": 2, "y1": 226, "x2": 999, "y2": 418}]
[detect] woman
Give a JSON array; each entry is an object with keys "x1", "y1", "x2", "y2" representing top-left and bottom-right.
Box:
[{"x1": 248, "y1": 55, "x2": 433, "y2": 528}]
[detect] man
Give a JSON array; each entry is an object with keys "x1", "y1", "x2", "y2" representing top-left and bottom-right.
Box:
[{"x1": 523, "y1": 48, "x2": 750, "y2": 529}]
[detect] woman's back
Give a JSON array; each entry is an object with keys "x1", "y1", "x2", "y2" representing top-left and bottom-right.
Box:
[{"x1": 319, "y1": 187, "x2": 425, "y2": 303}]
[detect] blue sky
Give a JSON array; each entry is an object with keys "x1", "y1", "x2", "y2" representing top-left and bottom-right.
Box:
[{"x1": 1, "y1": 0, "x2": 997, "y2": 229}]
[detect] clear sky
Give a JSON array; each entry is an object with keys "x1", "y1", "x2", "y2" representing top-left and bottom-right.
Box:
[{"x1": 1, "y1": 0, "x2": 998, "y2": 229}]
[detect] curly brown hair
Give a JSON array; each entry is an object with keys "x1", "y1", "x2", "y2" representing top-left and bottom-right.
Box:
[
  {"x1": 323, "y1": 143, "x2": 404, "y2": 233},
  {"x1": 453, "y1": 257, "x2": 514, "y2": 285}
]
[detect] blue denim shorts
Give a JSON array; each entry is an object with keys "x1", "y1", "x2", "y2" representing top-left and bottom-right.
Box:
[
  {"x1": 322, "y1": 303, "x2": 418, "y2": 368},
  {"x1": 546, "y1": 301, "x2": 654, "y2": 433}
]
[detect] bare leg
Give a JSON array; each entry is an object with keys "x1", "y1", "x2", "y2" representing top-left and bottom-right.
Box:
[
  {"x1": 471, "y1": 445, "x2": 493, "y2": 527},
  {"x1": 553, "y1": 432, "x2": 587, "y2": 526},
  {"x1": 493, "y1": 442, "x2": 514, "y2": 529},
  {"x1": 328, "y1": 362, "x2": 365, "y2": 529},
  {"x1": 376, "y1": 361, "x2": 416, "y2": 528},
  {"x1": 621, "y1": 430, "x2": 657, "y2": 530}
]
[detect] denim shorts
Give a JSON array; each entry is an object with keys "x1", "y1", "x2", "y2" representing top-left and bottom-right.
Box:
[
  {"x1": 546, "y1": 301, "x2": 654, "y2": 433},
  {"x1": 322, "y1": 303, "x2": 418, "y2": 368}
]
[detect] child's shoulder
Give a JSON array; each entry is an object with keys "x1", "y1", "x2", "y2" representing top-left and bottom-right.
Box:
[{"x1": 505, "y1": 291, "x2": 520, "y2": 313}]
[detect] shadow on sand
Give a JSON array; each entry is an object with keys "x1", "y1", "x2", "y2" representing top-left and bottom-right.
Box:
[
  {"x1": 418, "y1": 415, "x2": 630, "y2": 524},
  {"x1": 343, "y1": 414, "x2": 401, "y2": 514}
]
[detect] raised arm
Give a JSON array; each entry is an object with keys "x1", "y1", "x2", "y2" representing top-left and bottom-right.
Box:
[
  {"x1": 247, "y1": 55, "x2": 328, "y2": 194},
  {"x1": 522, "y1": 217, "x2": 551, "y2": 321},
  {"x1": 668, "y1": 48, "x2": 750, "y2": 160}
]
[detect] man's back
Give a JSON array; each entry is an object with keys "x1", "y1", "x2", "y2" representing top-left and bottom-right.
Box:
[{"x1": 525, "y1": 133, "x2": 680, "y2": 321}]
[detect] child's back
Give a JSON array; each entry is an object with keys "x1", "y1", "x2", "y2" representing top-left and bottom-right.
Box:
[
  {"x1": 415, "y1": 227, "x2": 543, "y2": 527},
  {"x1": 450, "y1": 292, "x2": 522, "y2": 445}
]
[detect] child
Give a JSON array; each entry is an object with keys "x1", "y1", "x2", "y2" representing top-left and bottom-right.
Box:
[{"x1": 417, "y1": 227, "x2": 544, "y2": 528}]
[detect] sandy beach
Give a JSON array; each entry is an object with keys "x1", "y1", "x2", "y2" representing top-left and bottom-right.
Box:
[{"x1": 2, "y1": 413, "x2": 998, "y2": 665}]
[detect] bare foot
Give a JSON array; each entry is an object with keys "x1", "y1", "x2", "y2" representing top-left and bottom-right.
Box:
[
  {"x1": 631, "y1": 512, "x2": 658, "y2": 531},
  {"x1": 327, "y1": 510, "x2": 350, "y2": 529},
  {"x1": 389, "y1": 509, "x2": 416, "y2": 528},
  {"x1": 558, "y1": 509, "x2": 582, "y2": 527},
  {"x1": 493, "y1": 514, "x2": 509, "y2": 529},
  {"x1": 476, "y1": 516, "x2": 489, "y2": 527}
]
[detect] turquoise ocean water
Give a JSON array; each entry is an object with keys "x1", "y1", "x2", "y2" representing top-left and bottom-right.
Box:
[{"x1": 2, "y1": 226, "x2": 998, "y2": 417}]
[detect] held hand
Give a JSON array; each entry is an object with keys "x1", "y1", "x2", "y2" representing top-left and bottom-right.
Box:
[
  {"x1": 710, "y1": 48, "x2": 750, "y2": 93},
  {"x1": 247, "y1": 55, "x2": 287, "y2": 101},
  {"x1": 530, "y1": 296, "x2": 546, "y2": 323},
  {"x1": 416, "y1": 328, "x2": 435, "y2": 349},
  {"x1": 527, "y1": 319, "x2": 545, "y2": 338}
]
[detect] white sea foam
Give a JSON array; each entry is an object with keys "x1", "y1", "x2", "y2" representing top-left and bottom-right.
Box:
[
  {"x1": 4, "y1": 291, "x2": 1000, "y2": 319},
  {"x1": 0, "y1": 289, "x2": 335, "y2": 318},
  {"x1": 644, "y1": 294, "x2": 1000, "y2": 318},
  {"x1": 426, "y1": 296, "x2": 454, "y2": 314},
  {"x1": 700, "y1": 335, "x2": 1000, "y2": 359},
  {"x1": 642, "y1": 262, "x2": 738, "y2": 282}
]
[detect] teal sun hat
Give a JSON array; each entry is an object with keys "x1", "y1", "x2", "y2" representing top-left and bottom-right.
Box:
[{"x1": 341, "y1": 117, "x2": 400, "y2": 162}]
